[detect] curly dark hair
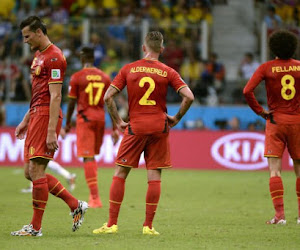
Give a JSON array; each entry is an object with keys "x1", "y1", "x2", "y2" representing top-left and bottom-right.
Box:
[{"x1": 268, "y1": 30, "x2": 298, "y2": 59}]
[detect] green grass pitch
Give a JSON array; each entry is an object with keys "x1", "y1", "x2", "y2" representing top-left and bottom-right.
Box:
[{"x1": 1, "y1": 167, "x2": 300, "y2": 250}]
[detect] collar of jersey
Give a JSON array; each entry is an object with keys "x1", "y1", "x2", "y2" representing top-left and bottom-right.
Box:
[{"x1": 40, "y1": 43, "x2": 53, "y2": 53}]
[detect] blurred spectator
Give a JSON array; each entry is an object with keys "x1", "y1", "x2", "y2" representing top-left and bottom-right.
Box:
[
  {"x1": 264, "y1": 5, "x2": 282, "y2": 30},
  {"x1": 90, "y1": 33, "x2": 106, "y2": 67},
  {"x1": 0, "y1": 59, "x2": 21, "y2": 100},
  {"x1": 247, "y1": 119, "x2": 265, "y2": 131},
  {"x1": 163, "y1": 40, "x2": 184, "y2": 72},
  {"x1": 232, "y1": 52, "x2": 260, "y2": 104},
  {"x1": 0, "y1": 99, "x2": 5, "y2": 126},
  {"x1": 201, "y1": 52, "x2": 225, "y2": 94},
  {"x1": 0, "y1": 0, "x2": 16, "y2": 20},
  {"x1": 228, "y1": 117, "x2": 240, "y2": 131},
  {"x1": 35, "y1": 0, "x2": 52, "y2": 18},
  {"x1": 183, "y1": 119, "x2": 206, "y2": 130},
  {"x1": 101, "y1": 49, "x2": 121, "y2": 79}
]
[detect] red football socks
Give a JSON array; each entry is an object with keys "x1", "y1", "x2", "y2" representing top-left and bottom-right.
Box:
[
  {"x1": 31, "y1": 177, "x2": 48, "y2": 230},
  {"x1": 296, "y1": 178, "x2": 300, "y2": 217},
  {"x1": 143, "y1": 180, "x2": 161, "y2": 228},
  {"x1": 107, "y1": 176, "x2": 125, "y2": 227},
  {"x1": 84, "y1": 161, "x2": 99, "y2": 200},
  {"x1": 46, "y1": 174, "x2": 78, "y2": 211},
  {"x1": 269, "y1": 176, "x2": 285, "y2": 219}
]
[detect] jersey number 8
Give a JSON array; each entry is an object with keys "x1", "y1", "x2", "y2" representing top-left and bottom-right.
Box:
[{"x1": 281, "y1": 74, "x2": 296, "y2": 100}]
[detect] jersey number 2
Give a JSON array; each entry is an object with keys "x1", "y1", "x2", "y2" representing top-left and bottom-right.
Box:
[
  {"x1": 281, "y1": 74, "x2": 296, "y2": 100},
  {"x1": 139, "y1": 77, "x2": 156, "y2": 105},
  {"x1": 85, "y1": 82, "x2": 105, "y2": 105}
]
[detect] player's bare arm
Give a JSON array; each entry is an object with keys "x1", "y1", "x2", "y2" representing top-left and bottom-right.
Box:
[
  {"x1": 104, "y1": 86, "x2": 128, "y2": 132},
  {"x1": 15, "y1": 110, "x2": 30, "y2": 139},
  {"x1": 64, "y1": 98, "x2": 76, "y2": 133},
  {"x1": 167, "y1": 86, "x2": 194, "y2": 128},
  {"x1": 48, "y1": 83, "x2": 62, "y2": 151}
]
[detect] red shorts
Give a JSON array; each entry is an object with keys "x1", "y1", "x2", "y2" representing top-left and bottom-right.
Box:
[
  {"x1": 116, "y1": 128, "x2": 171, "y2": 170},
  {"x1": 264, "y1": 120, "x2": 300, "y2": 159},
  {"x1": 76, "y1": 118, "x2": 105, "y2": 157},
  {"x1": 24, "y1": 106, "x2": 62, "y2": 163}
]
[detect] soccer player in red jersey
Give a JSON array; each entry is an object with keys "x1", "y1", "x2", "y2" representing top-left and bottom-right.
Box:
[
  {"x1": 62, "y1": 47, "x2": 119, "y2": 208},
  {"x1": 93, "y1": 31, "x2": 194, "y2": 235},
  {"x1": 244, "y1": 30, "x2": 300, "y2": 225},
  {"x1": 11, "y1": 16, "x2": 88, "y2": 237}
]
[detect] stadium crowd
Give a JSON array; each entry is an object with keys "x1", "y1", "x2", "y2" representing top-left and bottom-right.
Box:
[{"x1": 0, "y1": 0, "x2": 213, "y2": 103}]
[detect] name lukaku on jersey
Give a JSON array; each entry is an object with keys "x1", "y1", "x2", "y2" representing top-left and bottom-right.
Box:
[
  {"x1": 272, "y1": 65, "x2": 300, "y2": 73},
  {"x1": 130, "y1": 67, "x2": 168, "y2": 77}
]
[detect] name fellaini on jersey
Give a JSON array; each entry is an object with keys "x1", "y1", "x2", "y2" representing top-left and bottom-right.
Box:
[
  {"x1": 272, "y1": 65, "x2": 300, "y2": 73},
  {"x1": 130, "y1": 66, "x2": 168, "y2": 77}
]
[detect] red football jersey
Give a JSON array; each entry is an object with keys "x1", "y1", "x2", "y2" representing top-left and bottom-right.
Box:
[
  {"x1": 30, "y1": 44, "x2": 66, "y2": 108},
  {"x1": 68, "y1": 67, "x2": 111, "y2": 121},
  {"x1": 244, "y1": 58, "x2": 300, "y2": 124},
  {"x1": 111, "y1": 59, "x2": 187, "y2": 134}
]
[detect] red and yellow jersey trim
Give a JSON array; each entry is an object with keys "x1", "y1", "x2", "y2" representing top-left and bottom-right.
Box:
[
  {"x1": 29, "y1": 156, "x2": 53, "y2": 160},
  {"x1": 77, "y1": 154, "x2": 95, "y2": 158},
  {"x1": 176, "y1": 85, "x2": 187, "y2": 93},
  {"x1": 68, "y1": 95, "x2": 77, "y2": 99},
  {"x1": 111, "y1": 84, "x2": 120, "y2": 92},
  {"x1": 264, "y1": 154, "x2": 279, "y2": 158},
  {"x1": 40, "y1": 43, "x2": 53, "y2": 53},
  {"x1": 157, "y1": 165, "x2": 172, "y2": 169},
  {"x1": 48, "y1": 81, "x2": 63, "y2": 84},
  {"x1": 116, "y1": 162, "x2": 133, "y2": 168}
]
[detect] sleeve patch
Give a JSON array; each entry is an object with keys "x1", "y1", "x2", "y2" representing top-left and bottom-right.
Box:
[{"x1": 51, "y1": 69, "x2": 61, "y2": 79}]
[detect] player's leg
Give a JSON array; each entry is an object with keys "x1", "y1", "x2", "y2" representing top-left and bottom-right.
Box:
[
  {"x1": 265, "y1": 121, "x2": 286, "y2": 224},
  {"x1": 143, "y1": 169, "x2": 161, "y2": 235},
  {"x1": 93, "y1": 132, "x2": 143, "y2": 234},
  {"x1": 286, "y1": 124, "x2": 300, "y2": 224},
  {"x1": 142, "y1": 133, "x2": 171, "y2": 235},
  {"x1": 12, "y1": 158, "x2": 48, "y2": 236},
  {"x1": 77, "y1": 120, "x2": 102, "y2": 207},
  {"x1": 93, "y1": 165, "x2": 130, "y2": 234},
  {"x1": 84, "y1": 157, "x2": 102, "y2": 208},
  {"x1": 267, "y1": 157, "x2": 286, "y2": 224},
  {"x1": 293, "y1": 159, "x2": 300, "y2": 224},
  {"x1": 21, "y1": 163, "x2": 33, "y2": 193},
  {"x1": 47, "y1": 160, "x2": 76, "y2": 192}
]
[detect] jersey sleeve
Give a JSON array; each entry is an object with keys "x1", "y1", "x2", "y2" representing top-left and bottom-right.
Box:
[
  {"x1": 168, "y1": 68, "x2": 187, "y2": 92},
  {"x1": 68, "y1": 74, "x2": 78, "y2": 99},
  {"x1": 243, "y1": 63, "x2": 265, "y2": 114},
  {"x1": 111, "y1": 65, "x2": 127, "y2": 91},
  {"x1": 47, "y1": 53, "x2": 66, "y2": 84}
]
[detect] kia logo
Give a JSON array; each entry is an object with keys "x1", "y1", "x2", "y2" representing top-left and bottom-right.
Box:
[{"x1": 211, "y1": 132, "x2": 268, "y2": 170}]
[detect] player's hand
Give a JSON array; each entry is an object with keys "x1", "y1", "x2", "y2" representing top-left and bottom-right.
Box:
[
  {"x1": 15, "y1": 121, "x2": 28, "y2": 140},
  {"x1": 117, "y1": 120, "x2": 128, "y2": 133},
  {"x1": 166, "y1": 114, "x2": 180, "y2": 128},
  {"x1": 111, "y1": 129, "x2": 120, "y2": 145},
  {"x1": 46, "y1": 130, "x2": 59, "y2": 151},
  {"x1": 259, "y1": 109, "x2": 272, "y2": 120}
]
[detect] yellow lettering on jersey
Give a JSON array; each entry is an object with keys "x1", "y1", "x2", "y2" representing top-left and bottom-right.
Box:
[
  {"x1": 86, "y1": 75, "x2": 102, "y2": 81},
  {"x1": 272, "y1": 66, "x2": 300, "y2": 73},
  {"x1": 130, "y1": 67, "x2": 167, "y2": 77}
]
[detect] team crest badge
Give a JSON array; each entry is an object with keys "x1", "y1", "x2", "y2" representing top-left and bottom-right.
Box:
[
  {"x1": 35, "y1": 66, "x2": 41, "y2": 76},
  {"x1": 29, "y1": 146, "x2": 35, "y2": 155}
]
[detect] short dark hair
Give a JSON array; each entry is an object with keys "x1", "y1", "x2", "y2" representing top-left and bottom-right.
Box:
[
  {"x1": 80, "y1": 47, "x2": 94, "y2": 62},
  {"x1": 269, "y1": 30, "x2": 298, "y2": 59},
  {"x1": 20, "y1": 16, "x2": 47, "y2": 35},
  {"x1": 145, "y1": 31, "x2": 163, "y2": 53}
]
